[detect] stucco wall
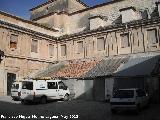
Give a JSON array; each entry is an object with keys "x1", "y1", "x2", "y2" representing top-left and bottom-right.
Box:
[
  {"x1": 0, "y1": 12, "x2": 59, "y2": 37},
  {"x1": 0, "y1": 26, "x2": 57, "y2": 95}
]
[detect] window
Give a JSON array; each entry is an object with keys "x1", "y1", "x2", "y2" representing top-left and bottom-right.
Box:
[
  {"x1": 31, "y1": 39, "x2": 38, "y2": 53},
  {"x1": 22, "y1": 81, "x2": 33, "y2": 90},
  {"x1": 47, "y1": 82, "x2": 58, "y2": 89},
  {"x1": 49, "y1": 44, "x2": 54, "y2": 57},
  {"x1": 11, "y1": 84, "x2": 19, "y2": 89},
  {"x1": 91, "y1": 41, "x2": 95, "y2": 51},
  {"x1": 147, "y1": 29, "x2": 158, "y2": 45},
  {"x1": 58, "y1": 81, "x2": 66, "y2": 89},
  {"x1": 77, "y1": 41, "x2": 83, "y2": 53},
  {"x1": 61, "y1": 44, "x2": 67, "y2": 56},
  {"x1": 97, "y1": 37, "x2": 105, "y2": 51},
  {"x1": 113, "y1": 90, "x2": 134, "y2": 98},
  {"x1": 120, "y1": 33, "x2": 130, "y2": 48},
  {"x1": 10, "y1": 34, "x2": 18, "y2": 49}
]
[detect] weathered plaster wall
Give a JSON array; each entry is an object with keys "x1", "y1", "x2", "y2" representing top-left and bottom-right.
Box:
[
  {"x1": 0, "y1": 26, "x2": 57, "y2": 95},
  {"x1": 67, "y1": 0, "x2": 159, "y2": 34},
  {"x1": 0, "y1": 12, "x2": 59, "y2": 37}
]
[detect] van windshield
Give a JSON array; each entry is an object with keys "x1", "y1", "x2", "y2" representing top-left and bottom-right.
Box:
[
  {"x1": 11, "y1": 84, "x2": 19, "y2": 89},
  {"x1": 113, "y1": 90, "x2": 134, "y2": 98},
  {"x1": 22, "y1": 81, "x2": 33, "y2": 90}
]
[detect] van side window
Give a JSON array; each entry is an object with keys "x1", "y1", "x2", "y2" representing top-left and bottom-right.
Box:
[
  {"x1": 22, "y1": 82, "x2": 33, "y2": 90},
  {"x1": 47, "y1": 82, "x2": 58, "y2": 89},
  {"x1": 58, "y1": 81, "x2": 65, "y2": 89}
]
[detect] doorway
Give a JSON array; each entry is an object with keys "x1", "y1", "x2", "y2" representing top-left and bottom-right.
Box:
[
  {"x1": 159, "y1": 78, "x2": 160, "y2": 103},
  {"x1": 93, "y1": 78, "x2": 105, "y2": 101},
  {"x1": 7, "y1": 73, "x2": 16, "y2": 95}
]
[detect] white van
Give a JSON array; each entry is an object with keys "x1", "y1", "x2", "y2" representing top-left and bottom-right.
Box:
[
  {"x1": 11, "y1": 81, "x2": 22, "y2": 101},
  {"x1": 20, "y1": 79, "x2": 70, "y2": 104},
  {"x1": 110, "y1": 88, "x2": 149, "y2": 114}
]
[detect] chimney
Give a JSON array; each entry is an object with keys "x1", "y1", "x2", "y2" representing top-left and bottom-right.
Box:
[
  {"x1": 89, "y1": 15, "x2": 112, "y2": 30},
  {"x1": 119, "y1": 6, "x2": 142, "y2": 23}
]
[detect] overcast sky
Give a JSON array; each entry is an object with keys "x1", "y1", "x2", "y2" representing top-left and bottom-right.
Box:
[{"x1": 0, "y1": 0, "x2": 110, "y2": 19}]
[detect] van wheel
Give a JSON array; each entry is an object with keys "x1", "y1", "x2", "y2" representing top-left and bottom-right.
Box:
[
  {"x1": 63, "y1": 94, "x2": 69, "y2": 101},
  {"x1": 40, "y1": 96, "x2": 47, "y2": 104}
]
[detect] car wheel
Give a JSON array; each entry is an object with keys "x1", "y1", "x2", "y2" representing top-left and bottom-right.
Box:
[
  {"x1": 63, "y1": 94, "x2": 69, "y2": 101},
  {"x1": 111, "y1": 109, "x2": 117, "y2": 114},
  {"x1": 135, "y1": 105, "x2": 141, "y2": 114},
  {"x1": 40, "y1": 96, "x2": 47, "y2": 104},
  {"x1": 21, "y1": 100, "x2": 27, "y2": 105}
]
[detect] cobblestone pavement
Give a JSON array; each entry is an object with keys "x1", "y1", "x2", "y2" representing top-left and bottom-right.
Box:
[{"x1": 0, "y1": 96, "x2": 160, "y2": 120}]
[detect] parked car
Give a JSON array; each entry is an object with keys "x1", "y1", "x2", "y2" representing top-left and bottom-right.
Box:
[
  {"x1": 11, "y1": 81, "x2": 22, "y2": 101},
  {"x1": 20, "y1": 79, "x2": 70, "y2": 104},
  {"x1": 110, "y1": 88, "x2": 149, "y2": 114}
]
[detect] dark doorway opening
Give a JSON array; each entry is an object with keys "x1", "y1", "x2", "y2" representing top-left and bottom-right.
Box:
[
  {"x1": 93, "y1": 78, "x2": 105, "y2": 101},
  {"x1": 159, "y1": 78, "x2": 160, "y2": 103},
  {"x1": 7, "y1": 73, "x2": 16, "y2": 95}
]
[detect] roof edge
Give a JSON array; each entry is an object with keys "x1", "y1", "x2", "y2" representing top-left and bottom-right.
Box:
[
  {"x1": 32, "y1": 0, "x2": 125, "y2": 21},
  {"x1": 70, "y1": 0, "x2": 125, "y2": 15},
  {"x1": 30, "y1": 0, "x2": 56, "y2": 11},
  {"x1": 0, "y1": 10, "x2": 58, "y2": 32},
  {"x1": 76, "y1": 0, "x2": 89, "y2": 8}
]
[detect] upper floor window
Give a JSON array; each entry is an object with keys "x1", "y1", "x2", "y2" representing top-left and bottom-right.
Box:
[
  {"x1": 10, "y1": 34, "x2": 18, "y2": 49},
  {"x1": 91, "y1": 41, "x2": 95, "y2": 51},
  {"x1": 77, "y1": 41, "x2": 83, "y2": 53},
  {"x1": 97, "y1": 37, "x2": 105, "y2": 51},
  {"x1": 147, "y1": 29, "x2": 158, "y2": 45},
  {"x1": 61, "y1": 44, "x2": 67, "y2": 56},
  {"x1": 49, "y1": 44, "x2": 54, "y2": 57},
  {"x1": 120, "y1": 33, "x2": 130, "y2": 48},
  {"x1": 31, "y1": 39, "x2": 38, "y2": 53}
]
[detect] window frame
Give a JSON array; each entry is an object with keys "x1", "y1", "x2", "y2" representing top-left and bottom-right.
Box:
[
  {"x1": 47, "y1": 82, "x2": 58, "y2": 89},
  {"x1": 120, "y1": 33, "x2": 130, "y2": 48},
  {"x1": 31, "y1": 39, "x2": 38, "y2": 53},
  {"x1": 77, "y1": 41, "x2": 83, "y2": 54},
  {"x1": 61, "y1": 44, "x2": 67, "y2": 56},
  {"x1": 147, "y1": 28, "x2": 158, "y2": 45},
  {"x1": 49, "y1": 43, "x2": 54, "y2": 57},
  {"x1": 97, "y1": 37, "x2": 105, "y2": 51},
  {"x1": 10, "y1": 34, "x2": 18, "y2": 49}
]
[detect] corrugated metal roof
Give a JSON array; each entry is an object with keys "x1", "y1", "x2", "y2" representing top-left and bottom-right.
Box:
[
  {"x1": 115, "y1": 53, "x2": 160, "y2": 77},
  {"x1": 83, "y1": 56, "x2": 129, "y2": 78}
]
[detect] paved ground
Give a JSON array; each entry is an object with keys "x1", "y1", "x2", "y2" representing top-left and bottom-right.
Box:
[{"x1": 0, "y1": 96, "x2": 160, "y2": 120}]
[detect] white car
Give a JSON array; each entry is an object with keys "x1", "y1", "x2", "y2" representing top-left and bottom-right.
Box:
[
  {"x1": 20, "y1": 79, "x2": 70, "y2": 104},
  {"x1": 11, "y1": 81, "x2": 22, "y2": 101},
  {"x1": 110, "y1": 88, "x2": 149, "y2": 113}
]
